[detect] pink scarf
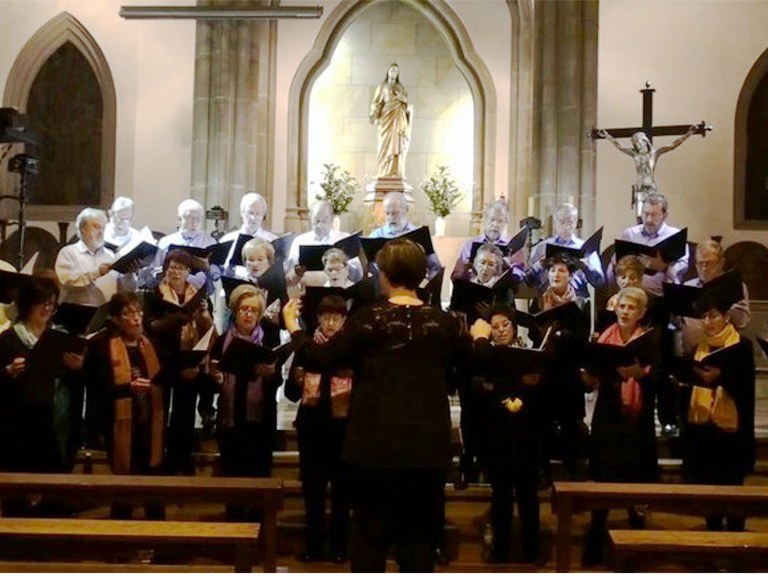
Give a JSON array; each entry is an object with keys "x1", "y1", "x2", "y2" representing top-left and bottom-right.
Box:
[
  {"x1": 218, "y1": 325, "x2": 268, "y2": 427},
  {"x1": 598, "y1": 323, "x2": 646, "y2": 419}
]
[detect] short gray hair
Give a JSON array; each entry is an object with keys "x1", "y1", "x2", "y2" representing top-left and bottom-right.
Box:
[
  {"x1": 383, "y1": 191, "x2": 408, "y2": 212},
  {"x1": 240, "y1": 192, "x2": 267, "y2": 214},
  {"x1": 76, "y1": 207, "x2": 107, "y2": 239},
  {"x1": 616, "y1": 286, "x2": 648, "y2": 315},
  {"x1": 310, "y1": 200, "x2": 334, "y2": 220},
  {"x1": 474, "y1": 243, "x2": 503, "y2": 265},
  {"x1": 109, "y1": 196, "x2": 134, "y2": 214},
  {"x1": 643, "y1": 193, "x2": 668, "y2": 214},
  {"x1": 322, "y1": 248, "x2": 348, "y2": 268},
  {"x1": 483, "y1": 200, "x2": 509, "y2": 223},
  {"x1": 177, "y1": 199, "x2": 204, "y2": 218},
  {"x1": 555, "y1": 202, "x2": 578, "y2": 221}
]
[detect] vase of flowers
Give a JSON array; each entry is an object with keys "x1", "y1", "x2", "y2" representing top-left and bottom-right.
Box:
[
  {"x1": 315, "y1": 163, "x2": 357, "y2": 230},
  {"x1": 420, "y1": 165, "x2": 463, "y2": 236}
]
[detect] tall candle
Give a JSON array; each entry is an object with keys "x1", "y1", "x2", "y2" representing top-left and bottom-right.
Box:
[{"x1": 527, "y1": 196, "x2": 535, "y2": 216}]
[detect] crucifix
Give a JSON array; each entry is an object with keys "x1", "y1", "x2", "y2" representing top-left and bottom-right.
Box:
[{"x1": 590, "y1": 81, "x2": 712, "y2": 219}]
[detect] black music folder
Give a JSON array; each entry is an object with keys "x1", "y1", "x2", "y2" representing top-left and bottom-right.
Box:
[
  {"x1": 613, "y1": 228, "x2": 688, "y2": 268},
  {"x1": 671, "y1": 343, "x2": 742, "y2": 386},
  {"x1": 543, "y1": 227, "x2": 604, "y2": 261},
  {"x1": 516, "y1": 301, "x2": 586, "y2": 333},
  {"x1": 218, "y1": 338, "x2": 292, "y2": 375},
  {"x1": 300, "y1": 279, "x2": 375, "y2": 331},
  {"x1": 27, "y1": 328, "x2": 88, "y2": 379},
  {"x1": 161, "y1": 285, "x2": 206, "y2": 317},
  {"x1": 53, "y1": 303, "x2": 109, "y2": 337},
  {"x1": 272, "y1": 233, "x2": 297, "y2": 263},
  {"x1": 417, "y1": 267, "x2": 445, "y2": 307},
  {"x1": 111, "y1": 241, "x2": 158, "y2": 274},
  {"x1": 360, "y1": 225, "x2": 435, "y2": 264},
  {"x1": 298, "y1": 232, "x2": 362, "y2": 271},
  {"x1": 583, "y1": 328, "x2": 658, "y2": 374},
  {"x1": 467, "y1": 227, "x2": 530, "y2": 264},
  {"x1": 491, "y1": 344, "x2": 549, "y2": 376},
  {"x1": 450, "y1": 269, "x2": 515, "y2": 314},
  {"x1": 662, "y1": 270, "x2": 744, "y2": 318}
]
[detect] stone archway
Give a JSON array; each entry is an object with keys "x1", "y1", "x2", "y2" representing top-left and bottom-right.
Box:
[
  {"x1": 284, "y1": 0, "x2": 502, "y2": 232},
  {"x1": 734, "y1": 45, "x2": 768, "y2": 230},
  {"x1": 3, "y1": 11, "x2": 116, "y2": 222}
]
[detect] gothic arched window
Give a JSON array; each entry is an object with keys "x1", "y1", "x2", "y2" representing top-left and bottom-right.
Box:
[
  {"x1": 27, "y1": 41, "x2": 102, "y2": 207},
  {"x1": 2, "y1": 12, "x2": 115, "y2": 223},
  {"x1": 735, "y1": 46, "x2": 768, "y2": 228}
]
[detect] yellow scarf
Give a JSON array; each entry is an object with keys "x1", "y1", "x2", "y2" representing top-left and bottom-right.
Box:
[
  {"x1": 693, "y1": 322, "x2": 740, "y2": 361},
  {"x1": 689, "y1": 322, "x2": 740, "y2": 431}
]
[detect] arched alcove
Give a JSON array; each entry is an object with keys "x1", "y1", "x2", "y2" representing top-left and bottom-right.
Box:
[
  {"x1": 3, "y1": 11, "x2": 116, "y2": 222},
  {"x1": 735, "y1": 45, "x2": 768, "y2": 230},
  {"x1": 284, "y1": 0, "x2": 498, "y2": 232}
]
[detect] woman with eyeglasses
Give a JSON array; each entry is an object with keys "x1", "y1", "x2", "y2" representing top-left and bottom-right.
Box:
[
  {"x1": 144, "y1": 249, "x2": 216, "y2": 475},
  {"x1": 83, "y1": 292, "x2": 170, "y2": 519},
  {"x1": 0, "y1": 274, "x2": 85, "y2": 481},
  {"x1": 209, "y1": 284, "x2": 282, "y2": 521}
]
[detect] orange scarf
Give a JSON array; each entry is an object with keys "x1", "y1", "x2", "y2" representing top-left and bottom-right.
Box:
[
  {"x1": 108, "y1": 335, "x2": 163, "y2": 474},
  {"x1": 542, "y1": 284, "x2": 577, "y2": 311}
]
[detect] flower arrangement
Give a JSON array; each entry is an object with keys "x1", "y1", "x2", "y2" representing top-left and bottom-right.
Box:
[
  {"x1": 315, "y1": 163, "x2": 357, "y2": 215},
  {"x1": 420, "y1": 165, "x2": 463, "y2": 218}
]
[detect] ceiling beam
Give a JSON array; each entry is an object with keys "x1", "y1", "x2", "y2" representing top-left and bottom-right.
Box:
[{"x1": 119, "y1": 5, "x2": 323, "y2": 20}]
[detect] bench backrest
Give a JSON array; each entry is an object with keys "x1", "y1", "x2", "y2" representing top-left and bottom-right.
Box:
[{"x1": 0, "y1": 473, "x2": 283, "y2": 508}]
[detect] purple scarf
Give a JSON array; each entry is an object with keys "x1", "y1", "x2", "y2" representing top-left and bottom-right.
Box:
[{"x1": 218, "y1": 325, "x2": 266, "y2": 427}]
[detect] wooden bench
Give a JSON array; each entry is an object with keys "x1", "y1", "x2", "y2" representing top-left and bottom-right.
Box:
[
  {"x1": 0, "y1": 518, "x2": 259, "y2": 572},
  {"x1": 610, "y1": 529, "x2": 768, "y2": 572},
  {"x1": 0, "y1": 473, "x2": 283, "y2": 572},
  {"x1": 552, "y1": 481, "x2": 768, "y2": 572}
]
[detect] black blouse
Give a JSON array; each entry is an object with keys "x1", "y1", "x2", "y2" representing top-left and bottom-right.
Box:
[{"x1": 291, "y1": 300, "x2": 470, "y2": 470}]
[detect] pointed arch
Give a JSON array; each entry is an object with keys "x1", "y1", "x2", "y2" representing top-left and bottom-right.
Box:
[
  {"x1": 284, "y1": 0, "x2": 497, "y2": 230},
  {"x1": 3, "y1": 11, "x2": 116, "y2": 222},
  {"x1": 735, "y1": 45, "x2": 768, "y2": 229}
]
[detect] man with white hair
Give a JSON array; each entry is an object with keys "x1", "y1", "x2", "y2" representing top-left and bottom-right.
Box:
[
  {"x1": 104, "y1": 196, "x2": 140, "y2": 249},
  {"x1": 369, "y1": 192, "x2": 417, "y2": 239},
  {"x1": 155, "y1": 199, "x2": 218, "y2": 290},
  {"x1": 287, "y1": 200, "x2": 361, "y2": 286},
  {"x1": 528, "y1": 202, "x2": 605, "y2": 296},
  {"x1": 221, "y1": 192, "x2": 277, "y2": 243},
  {"x1": 451, "y1": 199, "x2": 525, "y2": 283},
  {"x1": 55, "y1": 207, "x2": 132, "y2": 305},
  {"x1": 369, "y1": 191, "x2": 441, "y2": 276}
]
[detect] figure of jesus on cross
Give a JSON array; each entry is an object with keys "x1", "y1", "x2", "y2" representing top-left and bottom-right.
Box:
[{"x1": 591, "y1": 82, "x2": 712, "y2": 219}]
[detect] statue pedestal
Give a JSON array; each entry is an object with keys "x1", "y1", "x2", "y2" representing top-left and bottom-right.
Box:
[
  {"x1": 363, "y1": 177, "x2": 414, "y2": 204},
  {"x1": 362, "y1": 177, "x2": 415, "y2": 233}
]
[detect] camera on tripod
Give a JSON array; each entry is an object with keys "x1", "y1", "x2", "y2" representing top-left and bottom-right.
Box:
[{"x1": 8, "y1": 153, "x2": 39, "y2": 175}]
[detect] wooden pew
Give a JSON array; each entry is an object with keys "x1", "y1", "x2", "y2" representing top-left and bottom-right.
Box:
[
  {"x1": 0, "y1": 518, "x2": 259, "y2": 572},
  {"x1": 552, "y1": 481, "x2": 768, "y2": 572},
  {"x1": 0, "y1": 473, "x2": 283, "y2": 572},
  {"x1": 610, "y1": 529, "x2": 768, "y2": 572}
]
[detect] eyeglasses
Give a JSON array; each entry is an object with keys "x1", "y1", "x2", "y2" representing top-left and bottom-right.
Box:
[
  {"x1": 167, "y1": 265, "x2": 190, "y2": 273},
  {"x1": 121, "y1": 308, "x2": 144, "y2": 318},
  {"x1": 237, "y1": 306, "x2": 261, "y2": 316}
]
